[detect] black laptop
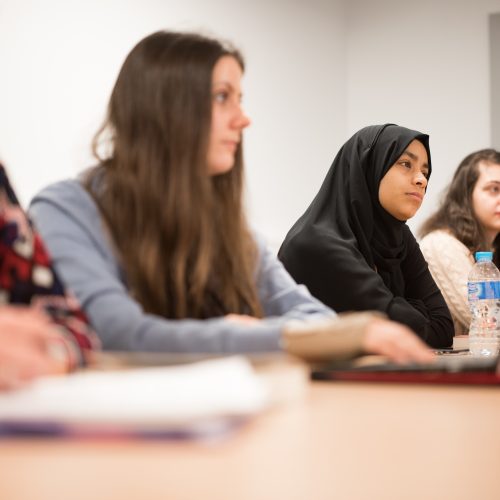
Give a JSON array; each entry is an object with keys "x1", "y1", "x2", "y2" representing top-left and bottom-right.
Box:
[{"x1": 311, "y1": 351, "x2": 500, "y2": 385}]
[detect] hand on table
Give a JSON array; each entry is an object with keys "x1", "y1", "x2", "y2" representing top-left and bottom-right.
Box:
[
  {"x1": 282, "y1": 312, "x2": 434, "y2": 364},
  {"x1": 0, "y1": 306, "x2": 69, "y2": 390},
  {"x1": 362, "y1": 317, "x2": 435, "y2": 364},
  {"x1": 225, "y1": 314, "x2": 260, "y2": 325}
]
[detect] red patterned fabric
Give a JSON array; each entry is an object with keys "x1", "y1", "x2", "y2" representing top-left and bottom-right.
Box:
[{"x1": 0, "y1": 165, "x2": 99, "y2": 366}]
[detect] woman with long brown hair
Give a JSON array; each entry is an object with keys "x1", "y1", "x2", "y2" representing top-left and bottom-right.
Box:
[
  {"x1": 420, "y1": 149, "x2": 500, "y2": 334},
  {"x1": 29, "y1": 31, "x2": 433, "y2": 363}
]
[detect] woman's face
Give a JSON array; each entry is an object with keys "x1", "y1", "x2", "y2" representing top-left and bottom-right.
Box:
[
  {"x1": 471, "y1": 162, "x2": 500, "y2": 243},
  {"x1": 378, "y1": 139, "x2": 429, "y2": 221},
  {"x1": 207, "y1": 55, "x2": 251, "y2": 176}
]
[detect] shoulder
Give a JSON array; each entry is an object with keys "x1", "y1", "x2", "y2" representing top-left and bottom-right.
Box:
[
  {"x1": 29, "y1": 179, "x2": 106, "y2": 249},
  {"x1": 32, "y1": 178, "x2": 94, "y2": 208},
  {"x1": 30, "y1": 179, "x2": 100, "y2": 223},
  {"x1": 280, "y1": 224, "x2": 350, "y2": 262},
  {"x1": 420, "y1": 230, "x2": 473, "y2": 278},
  {"x1": 420, "y1": 229, "x2": 470, "y2": 256}
]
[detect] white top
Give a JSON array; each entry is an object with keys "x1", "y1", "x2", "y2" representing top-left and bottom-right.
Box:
[{"x1": 419, "y1": 229, "x2": 473, "y2": 335}]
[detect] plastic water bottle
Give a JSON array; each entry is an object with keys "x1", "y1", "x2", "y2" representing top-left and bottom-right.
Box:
[{"x1": 467, "y1": 251, "x2": 500, "y2": 356}]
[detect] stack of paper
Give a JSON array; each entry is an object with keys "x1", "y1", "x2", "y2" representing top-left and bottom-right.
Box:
[{"x1": 0, "y1": 356, "x2": 270, "y2": 438}]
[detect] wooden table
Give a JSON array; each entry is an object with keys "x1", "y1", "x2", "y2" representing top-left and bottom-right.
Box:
[{"x1": 1, "y1": 380, "x2": 500, "y2": 500}]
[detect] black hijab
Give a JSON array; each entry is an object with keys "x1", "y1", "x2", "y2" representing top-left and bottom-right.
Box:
[{"x1": 278, "y1": 124, "x2": 432, "y2": 313}]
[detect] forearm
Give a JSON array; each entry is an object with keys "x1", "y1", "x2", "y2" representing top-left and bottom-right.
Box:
[
  {"x1": 86, "y1": 294, "x2": 283, "y2": 353},
  {"x1": 283, "y1": 312, "x2": 372, "y2": 361},
  {"x1": 386, "y1": 296, "x2": 453, "y2": 348}
]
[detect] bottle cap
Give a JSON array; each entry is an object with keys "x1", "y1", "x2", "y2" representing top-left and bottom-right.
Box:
[{"x1": 475, "y1": 251, "x2": 493, "y2": 262}]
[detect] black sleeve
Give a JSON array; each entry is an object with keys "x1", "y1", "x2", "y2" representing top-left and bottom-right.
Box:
[
  {"x1": 279, "y1": 227, "x2": 453, "y2": 348},
  {"x1": 398, "y1": 230, "x2": 454, "y2": 348}
]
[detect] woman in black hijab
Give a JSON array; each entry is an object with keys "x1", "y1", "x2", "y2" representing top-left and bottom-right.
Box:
[{"x1": 278, "y1": 124, "x2": 454, "y2": 348}]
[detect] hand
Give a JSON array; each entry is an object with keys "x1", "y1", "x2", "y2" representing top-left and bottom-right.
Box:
[
  {"x1": 362, "y1": 317, "x2": 435, "y2": 364},
  {"x1": 0, "y1": 306, "x2": 70, "y2": 390},
  {"x1": 282, "y1": 312, "x2": 434, "y2": 364},
  {"x1": 225, "y1": 314, "x2": 260, "y2": 325}
]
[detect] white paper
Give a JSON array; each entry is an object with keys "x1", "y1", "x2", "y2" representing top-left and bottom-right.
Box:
[{"x1": 0, "y1": 356, "x2": 270, "y2": 430}]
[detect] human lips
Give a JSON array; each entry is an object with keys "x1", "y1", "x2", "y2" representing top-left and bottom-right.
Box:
[
  {"x1": 406, "y1": 191, "x2": 424, "y2": 201},
  {"x1": 222, "y1": 140, "x2": 239, "y2": 152}
]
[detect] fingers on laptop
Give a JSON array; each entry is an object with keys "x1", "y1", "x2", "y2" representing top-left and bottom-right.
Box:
[{"x1": 363, "y1": 318, "x2": 435, "y2": 364}]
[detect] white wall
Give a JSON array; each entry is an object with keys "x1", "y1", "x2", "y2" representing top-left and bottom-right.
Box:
[
  {"x1": 0, "y1": 0, "x2": 345, "y2": 250},
  {"x1": 491, "y1": 13, "x2": 500, "y2": 149},
  {"x1": 1, "y1": 0, "x2": 500, "y2": 249},
  {"x1": 346, "y1": 0, "x2": 500, "y2": 235}
]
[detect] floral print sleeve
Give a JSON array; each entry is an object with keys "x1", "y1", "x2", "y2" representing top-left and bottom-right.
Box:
[{"x1": 0, "y1": 165, "x2": 99, "y2": 367}]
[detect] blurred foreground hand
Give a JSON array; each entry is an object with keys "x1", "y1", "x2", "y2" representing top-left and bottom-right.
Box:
[
  {"x1": 282, "y1": 312, "x2": 434, "y2": 364},
  {"x1": 0, "y1": 306, "x2": 69, "y2": 390}
]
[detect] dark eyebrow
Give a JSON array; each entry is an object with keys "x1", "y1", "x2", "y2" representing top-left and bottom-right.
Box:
[
  {"x1": 212, "y1": 81, "x2": 243, "y2": 99},
  {"x1": 213, "y1": 81, "x2": 231, "y2": 89},
  {"x1": 402, "y1": 150, "x2": 429, "y2": 170}
]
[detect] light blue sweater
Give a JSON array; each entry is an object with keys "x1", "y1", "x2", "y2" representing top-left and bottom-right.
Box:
[{"x1": 30, "y1": 180, "x2": 334, "y2": 353}]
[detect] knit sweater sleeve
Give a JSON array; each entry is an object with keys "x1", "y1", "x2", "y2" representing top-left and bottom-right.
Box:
[{"x1": 419, "y1": 230, "x2": 472, "y2": 334}]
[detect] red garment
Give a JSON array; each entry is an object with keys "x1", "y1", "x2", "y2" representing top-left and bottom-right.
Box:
[{"x1": 0, "y1": 165, "x2": 99, "y2": 367}]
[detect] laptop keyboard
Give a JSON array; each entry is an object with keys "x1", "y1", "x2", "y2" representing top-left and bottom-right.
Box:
[{"x1": 350, "y1": 354, "x2": 498, "y2": 373}]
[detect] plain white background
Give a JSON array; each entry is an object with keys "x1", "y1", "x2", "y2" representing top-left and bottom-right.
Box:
[{"x1": 0, "y1": 0, "x2": 499, "y2": 250}]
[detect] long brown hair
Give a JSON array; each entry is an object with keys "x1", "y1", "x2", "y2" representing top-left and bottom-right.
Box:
[
  {"x1": 85, "y1": 31, "x2": 262, "y2": 319},
  {"x1": 420, "y1": 149, "x2": 500, "y2": 265}
]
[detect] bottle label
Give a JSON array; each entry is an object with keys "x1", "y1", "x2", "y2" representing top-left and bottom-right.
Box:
[{"x1": 468, "y1": 281, "x2": 500, "y2": 300}]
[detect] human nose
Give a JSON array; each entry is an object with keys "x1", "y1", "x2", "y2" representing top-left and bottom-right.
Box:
[
  {"x1": 414, "y1": 171, "x2": 428, "y2": 188},
  {"x1": 232, "y1": 104, "x2": 251, "y2": 130}
]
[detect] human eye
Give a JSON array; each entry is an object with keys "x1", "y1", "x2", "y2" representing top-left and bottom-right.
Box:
[
  {"x1": 488, "y1": 185, "x2": 500, "y2": 194},
  {"x1": 399, "y1": 159, "x2": 411, "y2": 169},
  {"x1": 213, "y1": 89, "x2": 229, "y2": 104}
]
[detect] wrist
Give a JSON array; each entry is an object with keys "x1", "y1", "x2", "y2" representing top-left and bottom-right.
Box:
[
  {"x1": 282, "y1": 312, "x2": 383, "y2": 362},
  {"x1": 45, "y1": 334, "x2": 74, "y2": 374}
]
